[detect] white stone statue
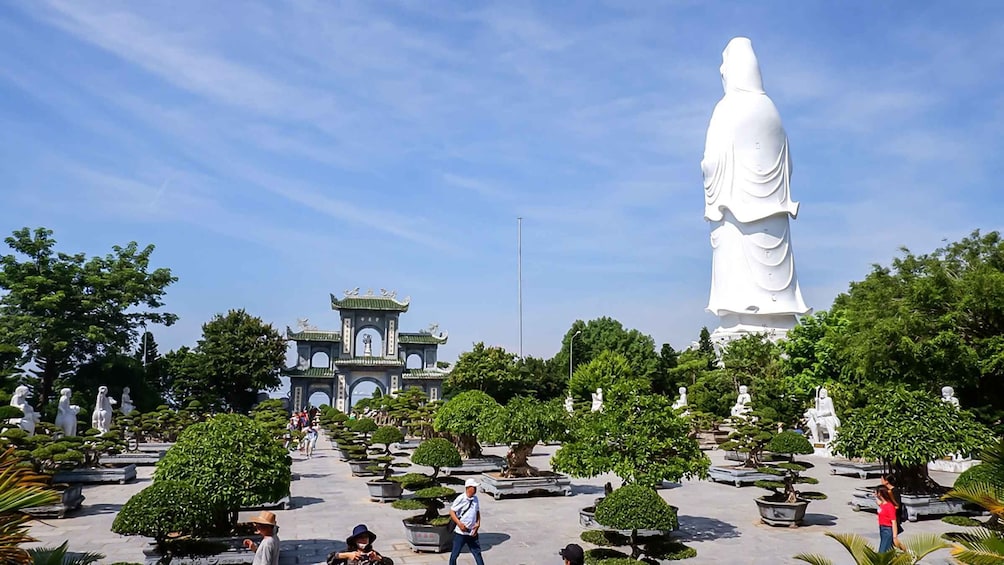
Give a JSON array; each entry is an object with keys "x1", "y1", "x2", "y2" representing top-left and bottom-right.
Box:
[
  {"x1": 702, "y1": 37, "x2": 811, "y2": 344},
  {"x1": 564, "y1": 395, "x2": 574, "y2": 414},
  {"x1": 591, "y1": 388, "x2": 604, "y2": 413},
  {"x1": 804, "y1": 387, "x2": 840, "y2": 445},
  {"x1": 92, "y1": 385, "x2": 117, "y2": 434},
  {"x1": 120, "y1": 386, "x2": 135, "y2": 415},
  {"x1": 672, "y1": 387, "x2": 688, "y2": 410},
  {"x1": 55, "y1": 388, "x2": 80, "y2": 437},
  {"x1": 9, "y1": 385, "x2": 40, "y2": 436},
  {"x1": 941, "y1": 386, "x2": 960, "y2": 409},
  {"x1": 730, "y1": 385, "x2": 752, "y2": 418},
  {"x1": 362, "y1": 334, "x2": 373, "y2": 357}
]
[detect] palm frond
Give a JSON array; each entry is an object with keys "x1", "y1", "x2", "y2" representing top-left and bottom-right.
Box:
[
  {"x1": 900, "y1": 533, "x2": 953, "y2": 563},
  {"x1": 0, "y1": 447, "x2": 61, "y2": 565},
  {"x1": 792, "y1": 553, "x2": 835, "y2": 565},
  {"x1": 949, "y1": 528, "x2": 1004, "y2": 565},
  {"x1": 946, "y1": 482, "x2": 1004, "y2": 520},
  {"x1": 824, "y1": 531, "x2": 873, "y2": 564}
]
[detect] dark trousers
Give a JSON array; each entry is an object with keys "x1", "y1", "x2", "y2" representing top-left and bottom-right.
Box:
[
  {"x1": 449, "y1": 533, "x2": 484, "y2": 565},
  {"x1": 878, "y1": 525, "x2": 893, "y2": 553}
]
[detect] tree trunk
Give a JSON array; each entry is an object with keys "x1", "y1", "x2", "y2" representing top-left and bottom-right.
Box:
[
  {"x1": 502, "y1": 444, "x2": 538, "y2": 478},
  {"x1": 457, "y1": 434, "x2": 482, "y2": 458},
  {"x1": 629, "y1": 529, "x2": 641, "y2": 559}
]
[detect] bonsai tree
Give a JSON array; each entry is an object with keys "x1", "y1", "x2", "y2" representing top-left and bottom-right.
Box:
[
  {"x1": 478, "y1": 396, "x2": 566, "y2": 477},
  {"x1": 348, "y1": 417, "x2": 377, "y2": 441},
  {"x1": 719, "y1": 408, "x2": 780, "y2": 468},
  {"x1": 391, "y1": 437, "x2": 461, "y2": 526},
  {"x1": 832, "y1": 387, "x2": 992, "y2": 493},
  {"x1": 793, "y1": 531, "x2": 951, "y2": 565},
  {"x1": 1, "y1": 426, "x2": 84, "y2": 473},
  {"x1": 592, "y1": 484, "x2": 679, "y2": 561},
  {"x1": 249, "y1": 399, "x2": 291, "y2": 443},
  {"x1": 111, "y1": 480, "x2": 214, "y2": 564},
  {"x1": 552, "y1": 380, "x2": 708, "y2": 488},
  {"x1": 433, "y1": 391, "x2": 499, "y2": 458},
  {"x1": 367, "y1": 426, "x2": 408, "y2": 481},
  {"x1": 154, "y1": 414, "x2": 291, "y2": 534},
  {"x1": 755, "y1": 431, "x2": 824, "y2": 507}
]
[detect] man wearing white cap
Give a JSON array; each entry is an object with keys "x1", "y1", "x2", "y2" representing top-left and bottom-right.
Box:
[{"x1": 448, "y1": 478, "x2": 485, "y2": 565}]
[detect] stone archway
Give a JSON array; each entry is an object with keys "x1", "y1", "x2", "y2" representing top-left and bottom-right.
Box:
[{"x1": 348, "y1": 376, "x2": 387, "y2": 412}]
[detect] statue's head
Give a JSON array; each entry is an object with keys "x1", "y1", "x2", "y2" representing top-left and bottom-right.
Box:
[
  {"x1": 738, "y1": 385, "x2": 748, "y2": 394},
  {"x1": 60, "y1": 388, "x2": 71, "y2": 398},
  {"x1": 123, "y1": 387, "x2": 131, "y2": 394},
  {"x1": 98, "y1": 385, "x2": 108, "y2": 395},
  {"x1": 819, "y1": 388, "x2": 828, "y2": 399},
  {"x1": 679, "y1": 387, "x2": 687, "y2": 395},
  {"x1": 720, "y1": 37, "x2": 765, "y2": 95},
  {"x1": 13, "y1": 385, "x2": 28, "y2": 399},
  {"x1": 942, "y1": 386, "x2": 954, "y2": 398}
]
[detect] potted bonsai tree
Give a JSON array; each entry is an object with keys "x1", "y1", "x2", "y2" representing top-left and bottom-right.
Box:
[
  {"x1": 710, "y1": 409, "x2": 783, "y2": 487},
  {"x1": 346, "y1": 418, "x2": 378, "y2": 476},
  {"x1": 155, "y1": 414, "x2": 292, "y2": 536},
  {"x1": 834, "y1": 387, "x2": 992, "y2": 521},
  {"x1": 391, "y1": 437, "x2": 462, "y2": 552},
  {"x1": 366, "y1": 426, "x2": 409, "y2": 502},
  {"x1": 433, "y1": 391, "x2": 502, "y2": 473},
  {"x1": 753, "y1": 431, "x2": 825, "y2": 527},
  {"x1": 584, "y1": 484, "x2": 694, "y2": 563},
  {"x1": 478, "y1": 396, "x2": 570, "y2": 498},
  {"x1": 112, "y1": 480, "x2": 218, "y2": 565}
]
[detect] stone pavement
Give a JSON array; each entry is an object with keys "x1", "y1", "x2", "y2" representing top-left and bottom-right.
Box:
[{"x1": 26, "y1": 435, "x2": 965, "y2": 564}]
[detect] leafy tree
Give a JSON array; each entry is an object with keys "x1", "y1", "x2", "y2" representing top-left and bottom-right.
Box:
[
  {"x1": 442, "y1": 342, "x2": 526, "y2": 403},
  {"x1": 552, "y1": 379, "x2": 708, "y2": 488},
  {"x1": 479, "y1": 397, "x2": 566, "y2": 477},
  {"x1": 593, "y1": 484, "x2": 679, "y2": 561},
  {"x1": 697, "y1": 327, "x2": 717, "y2": 369},
  {"x1": 196, "y1": 310, "x2": 287, "y2": 413},
  {"x1": 652, "y1": 343, "x2": 679, "y2": 396},
  {"x1": 568, "y1": 350, "x2": 634, "y2": 402},
  {"x1": 71, "y1": 354, "x2": 162, "y2": 413},
  {"x1": 134, "y1": 330, "x2": 167, "y2": 400},
  {"x1": 719, "y1": 409, "x2": 779, "y2": 469},
  {"x1": 391, "y1": 438, "x2": 461, "y2": 527},
  {"x1": 780, "y1": 311, "x2": 845, "y2": 401},
  {"x1": 686, "y1": 368, "x2": 734, "y2": 418},
  {"x1": 433, "y1": 390, "x2": 499, "y2": 458},
  {"x1": 832, "y1": 387, "x2": 992, "y2": 493},
  {"x1": 0, "y1": 227, "x2": 177, "y2": 406},
  {"x1": 516, "y1": 355, "x2": 565, "y2": 401},
  {"x1": 160, "y1": 347, "x2": 213, "y2": 410},
  {"x1": 552, "y1": 317, "x2": 661, "y2": 383}
]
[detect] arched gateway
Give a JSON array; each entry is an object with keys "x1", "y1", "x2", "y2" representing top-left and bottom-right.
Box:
[{"x1": 283, "y1": 289, "x2": 450, "y2": 413}]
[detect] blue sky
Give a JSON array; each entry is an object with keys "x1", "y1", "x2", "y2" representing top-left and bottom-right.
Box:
[{"x1": 2, "y1": 1, "x2": 1003, "y2": 367}]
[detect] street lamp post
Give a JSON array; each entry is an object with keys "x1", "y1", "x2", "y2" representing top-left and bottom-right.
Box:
[{"x1": 569, "y1": 330, "x2": 582, "y2": 383}]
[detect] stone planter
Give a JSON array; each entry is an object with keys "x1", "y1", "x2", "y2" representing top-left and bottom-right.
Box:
[
  {"x1": 579, "y1": 506, "x2": 598, "y2": 528},
  {"x1": 928, "y1": 457, "x2": 980, "y2": 473},
  {"x1": 142, "y1": 536, "x2": 258, "y2": 565},
  {"x1": 53, "y1": 464, "x2": 137, "y2": 485},
  {"x1": 479, "y1": 472, "x2": 572, "y2": 499},
  {"x1": 104, "y1": 452, "x2": 163, "y2": 466},
  {"x1": 708, "y1": 465, "x2": 777, "y2": 487},
  {"x1": 348, "y1": 460, "x2": 377, "y2": 477},
  {"x1": 442, "y1": 456, "x2": 505, "y2": 476},
  {"x1": 136, "y1": 442, "x2": 173, "y2": 453},
  {"x1": 829, "y1": 460, "x2": 884, "y2": 479},
  {"x1": 367, "y1": 479, "x2": 403, "y2": 502},
  {"x1": 756, "y1": 497, "x2": 809, "y2": 527},
  {"x1": 24, "y1": 484, "x2": 85, "y2": 519},
  {"x1": 850, "y1": 486, "x2": 972, "y2": 521},
  {"x1": 403, "y1": 517, "x2": 455, "y2": 552}
]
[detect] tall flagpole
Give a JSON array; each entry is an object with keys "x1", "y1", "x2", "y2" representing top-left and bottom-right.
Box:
[{"x1": 518, "y1": 217, "x2": 523, "y2": 358}]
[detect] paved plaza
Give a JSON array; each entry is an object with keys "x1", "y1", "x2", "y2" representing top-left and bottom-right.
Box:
[{"x1": 26, "y1": 436, "x2": 965, "y2": 564}]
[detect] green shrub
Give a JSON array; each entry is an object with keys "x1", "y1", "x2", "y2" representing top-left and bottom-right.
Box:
[
  {"x1": 595, "y1": 484, "x2": 678, "y2": 532},
  {"x1": 154, "y1": 414, "x2": 290, "y2": 533},
  {"x1": 942, "y1": 515, "x2": 982, "y2": 527},
  {"x1": 433, "y1": 391, "x2": 499, "y2": 458},
  {"x1": 371, "y1": 426, "x2": 404, "y2": 447},
  {"x1": 348, "y1": 418, "x2": 377, "y2": 437},
  {"x1": 767, "y1": 431, "x2": 814, "y2": 457},
  {"x1": 112, "y1": 480, "x2": 213, "y2": 547},
  {"x1": 411, "y1": 437, "x2": 462, "y2": 478}
]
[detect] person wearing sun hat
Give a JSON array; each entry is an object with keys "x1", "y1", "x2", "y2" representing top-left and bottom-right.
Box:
[
  {"x1": 448, "y1": 478, "x2": 485, "y2": 565},
  {"x1": 559, "y1": 543, "x2": 584, "y2": 565},
  {"x1": 327, "y1": 524, "x2": 390, "y2": 564},
  {"x1": 243, "y1": 510, "x2": 280, "y2": 565}
]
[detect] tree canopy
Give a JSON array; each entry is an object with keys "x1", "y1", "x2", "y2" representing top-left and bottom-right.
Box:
[
  {"x1": 552, "y1": 317, "x2": 661, "y2": 384},
  {"x1": 442, "y1": 342, "x2": 524, "y2": 403}
]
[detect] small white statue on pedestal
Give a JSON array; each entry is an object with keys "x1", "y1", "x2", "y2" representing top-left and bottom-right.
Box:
[
  {"x1": 92, "y1": 385, "x2": 117, "y2": 434},
  {"x1": 804, "y1": 387, "x2": 840, "y2": 445},
  {"x1": 9, "y1": 385, "x2": 40, "y2": 436},
  {"x1": 941, "y1": 386, "x2": 960, "y2": 409},
  {"x1": 56, "y1": 388, "x2": 80, "y2": 437},
  {"x1": 730, "y1": 385, "x2": 751, "y2": 418},
  {"x1": 362, "y1": 334, "x2": 373, "y2": 357},
  {"x1": 120, "y1": 387, "x2": 135, "y2": 415},
  {"x1": 591, "y1": 388, "x2": 604, "y2": 412},
  {"x1": 564, "y1": 395, "x2": 574, "y2": 414},
  {"x1": 672, "y1": 387, "x2": 688, "y2": 410}
]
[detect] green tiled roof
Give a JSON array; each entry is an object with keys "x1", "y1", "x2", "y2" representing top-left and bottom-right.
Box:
[
  {"x1": 399, "y1": 332, "x2": 447, "y2": 345},
  {"x1": 286, "y1": 327, "x2": 342, "y2": 342},
  {"x1": 335, "y1": 357, "x2": 405, "y2": 367},
  {"x1": 403, "y1": 369, "x2": 450, "y2": 380},
  {"x1": 330, "y1": 293, "x2": 410, "y2": 312},
  {"x1": 281, "y1": 367, "x2": 336, "y2": 378}
]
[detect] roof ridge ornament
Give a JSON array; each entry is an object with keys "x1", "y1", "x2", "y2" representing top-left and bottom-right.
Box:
[{"x1": 344, "y1": 287, "x2": 360, "y2": 297}]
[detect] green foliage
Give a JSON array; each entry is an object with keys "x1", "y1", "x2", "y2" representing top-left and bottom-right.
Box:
[
  {"x1": 154, "y1": 414, "x2": 290, "y2": 532},
  {"x1": 553, "y1": 317, "x2": 662, "y2": 386},
  {"x1": 394, "y1": 438, "x2": 459, "y2": 522},
  {"x1": 410, "y1": 437, "x2": 461, "y2": 475},
  {"x1": 371, "y1": 426, "x2": 404, "y2": 447},
  {"x1": 111, "y1": 481, "x2": 213, "y2": 544},
  {"x1": 719, "y1": 409, "x2": 778, "y2": 469},
  {"x1": 72, "y1": 356, "x2": 163, "y2": 413},
  {"x1": 768, "y1": 431, "x2": 814, "y2": 456},
  {"x1": 780, "y1": 311, "x2": 845, "y2": 402},
  {"x1": 443, "y1": 342, "x2": 526, "y2": 403},
  {"x1": 479, "y1": 397, "x2": 566, "y2": 477},
  {"x1": 433, "y1": 390, "x2": 499, "y2": 458},
  {"x1": 391, "y1": 498, "x2": 425, "y2": 511},
  {"x1": 685, "y1": 368, "x2": 734, "y2": 418},
  {"x1": 793, "y1": 531, "x2": 953, "y2": 565},
  {"x1": 942, "y1": 515, "x2": 982, "y2": 527},
  {"x1": 755, "y1": 440, "x2": 823, "y2": 505},
  {"x1": 249, "y1": 399, "x2": 292, "y2": 443},
  {"x1": 392, "y1": 472, "x2": 432, "y2": 490},
  {"x1": 832, "y1": 387, "x2": 992, "y2": 492},
  {"x1": 569, "y1": 350, "x2": 635, "y2": 402},
  {"x1": 955, "y1": 463, "x2": 1004, "y2": 491},
  {"x1": 0, "y1": 227, "x2": 177, "y2": 406},
  {"x1": 721, "y1": 335, "x2": 803, "y2": 426},
  {"x1": 161, "y1": 346, "x2": 213, "y2": 410},
  {"x1": 595, "y1": 485, "x2": 677, "y2": 531},
  {"x1": 580, "y1": 531, "x2": 696, "y2": 561},
  {"x1": 25, "y1": 541, "x2": 103, "y2": 565},
  {"x1": 552, "y1": 380, "x2": 708, "y2": 488}
]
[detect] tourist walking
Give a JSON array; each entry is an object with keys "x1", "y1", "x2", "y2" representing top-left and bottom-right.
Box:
[
  {"x1": 449, "y1": 478, "x2": 485, "y2": 565},
  {"x1": 243, "y1": 511, "x2": 280, "y2": 565},
  {"x1": 881, "y1": 474, "x2": 906, "y2": 534},
  {"x1": 305, "y1": 425, "x2": 318, "y2": 458},
  {"x1": 875, "y1": 486, "x2": 903, "y2": 553},
  {"x1": 558, "y1": 543, "x2": 584, "y2": 565}
]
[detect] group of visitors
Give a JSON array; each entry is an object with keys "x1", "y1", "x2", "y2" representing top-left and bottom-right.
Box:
[{"x1": 284, "y1": 408, "x2": 320, "y2": 457}]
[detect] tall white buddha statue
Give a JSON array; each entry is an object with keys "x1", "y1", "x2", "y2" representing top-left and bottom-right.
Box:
[{"x1": 702, "y1": 37, "x2": 810, "y2": 343}]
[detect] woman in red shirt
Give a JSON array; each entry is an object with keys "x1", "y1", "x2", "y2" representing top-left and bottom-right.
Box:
[{"x1": 876, "y1": 486, "x2": 901, "y2": 553}]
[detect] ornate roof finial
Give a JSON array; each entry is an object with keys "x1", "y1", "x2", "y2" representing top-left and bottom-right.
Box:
[
  {"x1": 366, "y1": 289, "x2": 375, "y2": 296},
  {"x1": 344, "y1": 287, "x2": 360, "y2": 297}
]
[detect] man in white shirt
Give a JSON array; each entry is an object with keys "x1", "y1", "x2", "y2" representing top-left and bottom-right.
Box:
[{"x1": 448, "y1": 478, "x2": 485, "y2": 565}]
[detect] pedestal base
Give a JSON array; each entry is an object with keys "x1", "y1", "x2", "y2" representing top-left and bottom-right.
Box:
[{"x1": 928, "y1": 458, "x2": 980, "y2": 473}]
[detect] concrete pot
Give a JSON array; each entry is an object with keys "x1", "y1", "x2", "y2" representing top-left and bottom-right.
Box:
[
  {"x1": 53, "y1": 464, "x2": 137, "y2": 485},
  {"x1": 24, "y1": 484, "x2": 85, "y2": 519},
  {"x1": 348, "y1": 460, "x2": 377, "y2": 477},
  {"x1": 403, "y1": 517, "x2": 455, "y2": 552},
  {"x1": 479, "y1": 472, "x2": 572, "y2": 499},
  {"x1": 755, "y1": 497, "x2": 809, "y2": 527},
  {"x1": 367, "y1": 479, "x2": 403, "y2": 502}
]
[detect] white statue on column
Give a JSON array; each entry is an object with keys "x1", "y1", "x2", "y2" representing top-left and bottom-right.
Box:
[
  {"x1": 362, "y1": 334, "x2": 373, "y2": 357},
  {"x1": 941, "y1": 386, "x2": 960, "y2": 409},
  {"x1": 9, "y1": 385, "x2": 40, "y2": 436},
  {"x1": 591, "y1": 388, "x2": 604, "y2": 412},
  {"x1": 804, "y1": 387, "x2": 840, "y2": 445},
  {"x1": 564, "y1": 395, "x2": 574, "y2": 414},
  {"x1": 92, "y1": 385, "x2": 117, "y2": 434},
  {"x1": 730, "y1": 385, "x2": 752, "y2": 418},
  {"x1": 56, "y1": 388, "x2": 80, "y2": 437},
  {"x1": 702, "y1": 37, "x2": 811, "y2": 344},
  {"x1": 672, "y1": 387, "x2": 688, "y2": 410},
  {"x1": 120, "y1": 387, "x2": 135, "y2": 415}
]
